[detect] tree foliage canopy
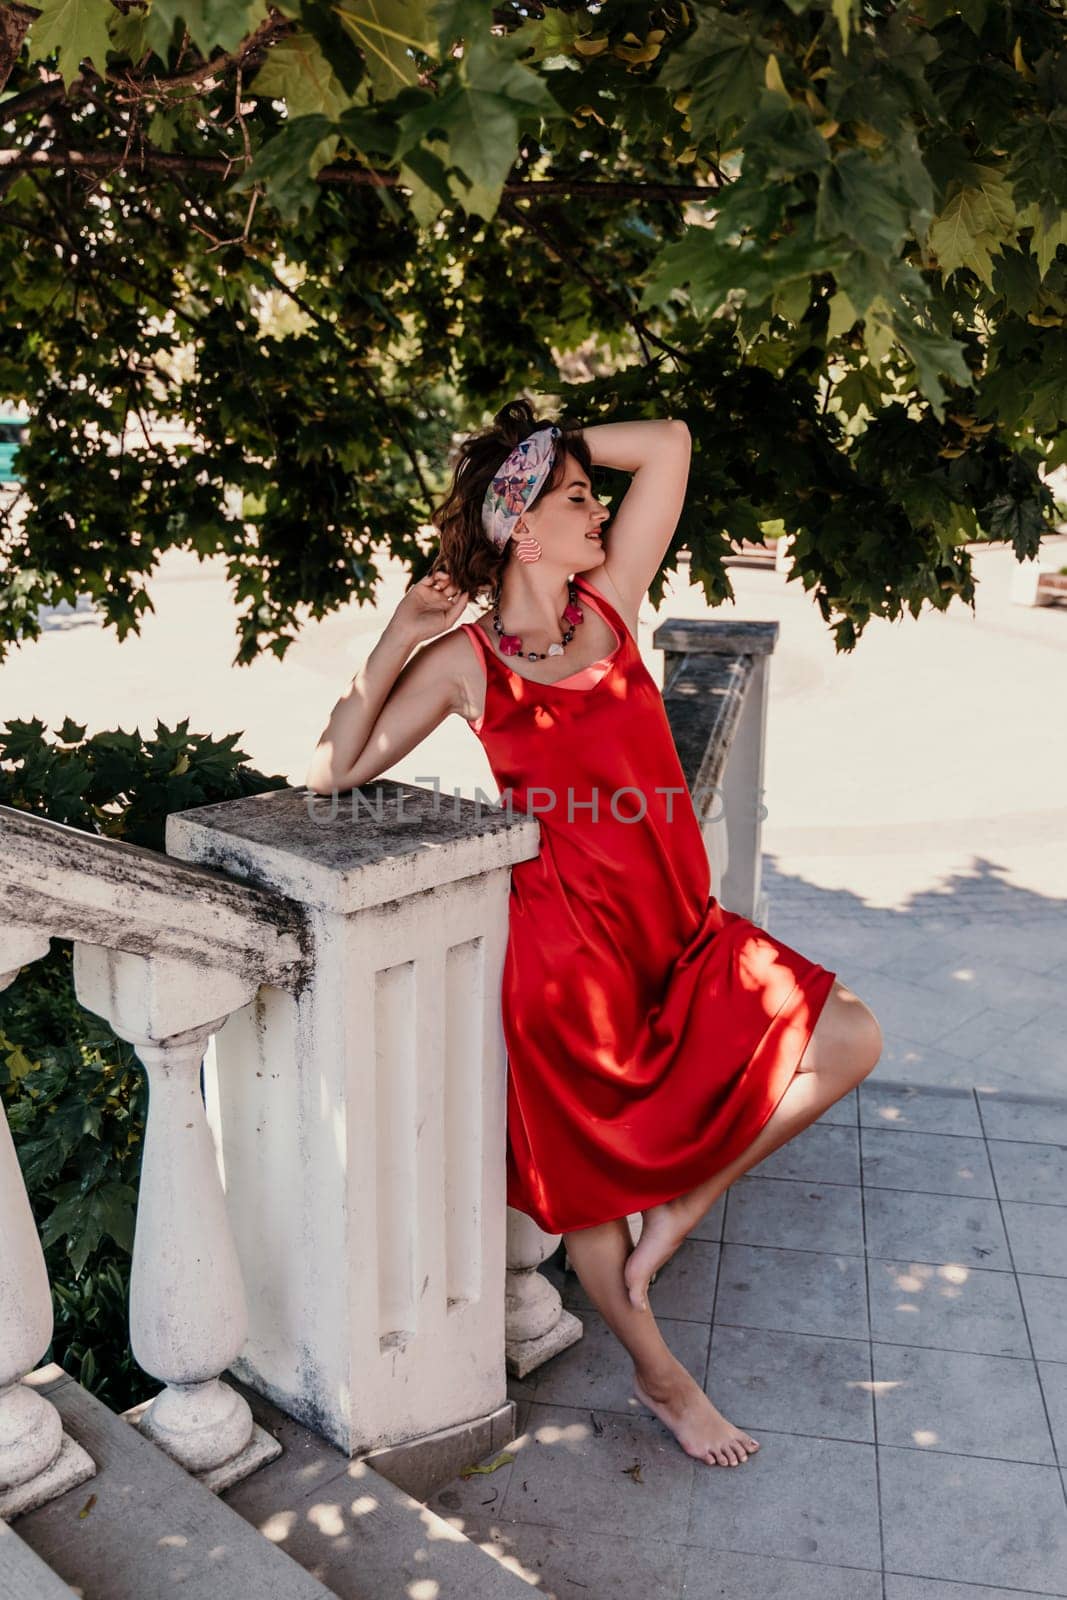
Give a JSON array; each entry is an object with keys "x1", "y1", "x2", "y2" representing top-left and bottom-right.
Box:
[{"x1": 2, "y1": 0, "x2": 1065, "y2": 659}]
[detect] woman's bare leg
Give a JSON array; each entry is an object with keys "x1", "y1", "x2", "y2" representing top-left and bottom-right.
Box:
[
  {"x1": 561, "y1": 1214, "x2": 760, "y2": 1467},
  {"x1": 623, "y1": 980, "x2": 883, "y2": 1311}
]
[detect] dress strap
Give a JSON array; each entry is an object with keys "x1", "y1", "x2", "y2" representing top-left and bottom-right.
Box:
[{"x1": 573, "y1": 571, "x2": 631, "y2": 643}]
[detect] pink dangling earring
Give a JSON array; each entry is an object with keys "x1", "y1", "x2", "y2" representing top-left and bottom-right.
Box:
[{"x1": 514, "y1": 522, "x2": 541, "y2": 563}]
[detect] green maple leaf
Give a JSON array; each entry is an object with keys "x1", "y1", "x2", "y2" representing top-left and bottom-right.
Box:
[{"x1": 25, "y1": 0, "x2": 113, "y2": 89}]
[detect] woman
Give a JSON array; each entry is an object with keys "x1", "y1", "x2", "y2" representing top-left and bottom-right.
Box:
[{"x1": 307, "y1": 400, "x2": 883, "y2": 1471}]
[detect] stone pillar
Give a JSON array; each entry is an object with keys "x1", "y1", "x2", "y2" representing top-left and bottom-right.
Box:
[{"x1": 166, "y1": 780, "x2": 548, "y2": 1459}]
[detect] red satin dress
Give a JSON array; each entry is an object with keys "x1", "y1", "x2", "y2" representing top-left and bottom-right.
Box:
[{"x1": 459, "y1": 572, "x2": 836, "y2": 1234}]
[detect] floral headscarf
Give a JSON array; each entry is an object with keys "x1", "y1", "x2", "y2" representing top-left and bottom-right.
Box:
[{"x1": 481, "y1": 424, "x2": 561, "y2": 552}]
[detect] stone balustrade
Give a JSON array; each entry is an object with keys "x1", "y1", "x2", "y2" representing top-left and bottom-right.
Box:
[
  {"x1": 0, "y1": 806, "x2": 308, "y2": 1511},
  {"x1": 0, "y1": 611, "x2": 776, "y2": 1506}
]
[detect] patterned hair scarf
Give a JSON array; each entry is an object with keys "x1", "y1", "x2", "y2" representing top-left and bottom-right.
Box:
[{"x1": 481, "y1": 424, "x2": 561, "y2": 552}]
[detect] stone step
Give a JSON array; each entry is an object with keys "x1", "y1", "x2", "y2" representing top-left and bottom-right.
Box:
[
  {"x1": 0, "y1": 1520, "x2": 77, "y2": 1599},
  {"x1": 12, "y1": 1367, "x2": 339, "y2": 1599},
  {"x1": 220, "y1": 1381, "x2": 539, "y2": 1598}
]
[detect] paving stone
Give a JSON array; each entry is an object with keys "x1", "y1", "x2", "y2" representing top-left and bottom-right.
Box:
[
  {"x1": 867, "y1": 1259, "x2": 1030, "y2": 1357},
  {"x1": 819, "y1": 965, "x2": 989, "y2": 1048},
  {"x1": 713, "y1": 1243, "x2": 868, "y2": 1340},
  {"x1": 707, "y1": 1323, "x2": 873, "y2": 1442},
  {"x1": 1038, "y1": 1360, "x2": 1067, "y2": 1467},
  {"x1": 863, "y1": 1189, "x2": 1011, "y2": 1269},
  {"x1": 987, "y1": 1138, "x2": 1067, "y2": 1203},
  {"x1": 871, "y1": 1342, "x2": 1055, "y2": 1462},
  {"x1": 861, "y1": 1128, "x2": 995, "y2": 1198},
  {"x1": 533, "y1": 1308, "x2": 709, "y2": 1415},
  {"x1": 971, "y1": 1009, "x2": 1067, "y2": 1097},
  {"x1": 817, "y1": 1087, "x2": 858, "y2": 1126},
  {"x1": 687, "y1": 1191, "x2": 725, "y2": 1242},
  {"x1": 723, "y1": 1176, "x2": 864, "y2": 1254},
  {"x1": 859, "y1": 1080, "x2": 981, "y2": 1137},
  {"x1": 925, "y1": 1007, "x2": 1023, "y2": 1063},
  {"x1": 477, "y1": 1401, "x2": 695, "y2": 1544},
  {"x1": 752, "y1": 1122, "x2": 860, "y2": 1184},
  {"x1": 430, "y1": 1519, "x2": 687, "y2": 1600},
  {"x1": 682, "y1": 1545, "x2": 881, "y2": 1598},
  {"x1": 878, "y1": 1444, "x2": 1067, "y2": 1592},
  {"x1": 901, "y1": 954, "x2": 1065, "y2": 1022},
  {"x1": 976, "y1": 1089, "x2": 1067, "y2": 1145},
  {"x1": 875, "y1": 1033, "x2": 986, "y2": 1092},
  {"x1": 687, "y1": 1429, "x2": 881, "y2": 1570},
  {"x1": 639, "y1": 1238, "x2": 719, "y2": 1322},
  {"x1": 1002, "y1": 1201, "x2": 1067, "y2": 1276},
  {"x1": 1017, "y1": 1274, "x2": 1067, "y2": 1361},
  {"x1": 886, "y1": 1573, "x2": 1067, "y2": 1599}
]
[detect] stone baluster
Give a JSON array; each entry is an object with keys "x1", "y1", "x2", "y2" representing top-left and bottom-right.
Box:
[
  {"x1": 504, "y1": 1212, "x2": 581, "y2": 1378},
  {"x1": 0, "y1": 928, "x2": 96, "y2": 1517},
  {"x1": 72, "y1": 943, "x2": 281, "y2": 1490}
]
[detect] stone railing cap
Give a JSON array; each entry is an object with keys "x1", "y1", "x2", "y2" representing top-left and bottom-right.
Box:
[
  {"x1": 166, "y1": 782, "x2": 538, "y2": 914},
  {"x1": 652, "y1": 618, "x2": 779, "y2": 656}
]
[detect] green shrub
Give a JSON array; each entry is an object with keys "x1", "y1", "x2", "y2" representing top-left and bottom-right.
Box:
[{"x1": 0, "y1": 716, "x2": 289, "y2": 1410}]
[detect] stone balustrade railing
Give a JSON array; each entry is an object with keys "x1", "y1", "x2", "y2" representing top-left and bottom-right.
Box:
[
  {"x1": 0, "y1": 612, "x2": 777, "y2": 1511},
  {"x1": 0, "y1": 808, "x2": 308, "y2": 1514}
]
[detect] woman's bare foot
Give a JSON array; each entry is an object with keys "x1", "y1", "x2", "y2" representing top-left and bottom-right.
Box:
[
  {"x1": 623, "y1": 1199, "x2": 694, "y2": 1311},
  {"x1": 633, "y1": 1362, "x2": 759, "y2": 1467}
]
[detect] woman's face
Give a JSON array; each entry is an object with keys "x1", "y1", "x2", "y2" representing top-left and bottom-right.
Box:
[{"x1": 521, "y1": 451, "x2": 611, "y2": 564}]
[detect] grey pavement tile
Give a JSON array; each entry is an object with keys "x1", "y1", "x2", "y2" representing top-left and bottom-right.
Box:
[
  {"x1": 762, "y1": 917, "x2": 913, "y2": 979},
  {"x1": 752, "y1": 1121, "x2": 860, "y2": 1184},
  {"x1": 886, "y1": 1579, "x2": 1066, "y2": 1600},
  {"x1": 817, "y1": 1086, "x2": 858, "y2": 1126},
  {"x1": 433, "y1": 1519, "x2": 687, "y2": 1600},
  {"x1": 924, "y1": 1006, "x2": 1022, "y2": 1063},
  {"x1": 646, "y1": 1238, "x2": 720, "y2": 1322},
  {"x1": 867, "y1": 926, "x2": 987, "y2": 987},
  {"x1": 864, "y1": 1189, "x2": 1011, "y2": 1269},
  {"x1": 889, "y1": 919, "x2": 1067, "y2": 981},
  {"x1": 682, "y1": 1545, "x2": 881, "y2": 1599},
  {"x1": 1002, "y1": 1200, "x2": 1067, "y2": 1276},
  {"x1": 1018, "y1": 1273, "x2": 1067, "y2": 1361},
  {"x1": 818, "y1": 964, "x2": 986, "y2": 1048},
  {"x1": 423, "y1": 1419, "x2": 529, "y2": 1523},
  {"x1": 708, "y1": 1323, "x2": 873, "y2": 1442},
  {"x1": 687, "y1": 1192, "x2": 725, "y2": 1242},
  {"x1": 902, "y1": 953, "x2": 1066, "y2": 1022},
  {"x1": 687, "y1": 1428, "x2": 881, "y2": 1570},
  {"x1": 868, "y1": 1259, "x2": 1031, "y2": 1357},
  {"x1": 714, "y1": 1242, "x2": 868, "y2": 1340},
  {"x1": 878, "y1": 1443, "x2": 1067, "y2": 1592},
  {"x1": 871, "y1": 1342, "x2": 1055, "y2": 1462},
  {"x1": 971, "y1": 1008, "x2": 1067, "y2": 1098},
  {"x1": 859, "y1": 1080, "x2": 981, "y2": 1136},
  {"x1": 987, "y1": 1137, "x2": 1067, "y2": 1203},
  {"x1": 977, "y1": 1089, "x2": 1067, "y2": 1145},
  {"x1": 497, "y1": 1399, "x2": 695, "y2": 1542},
  {"x1": 875, "y1": 1033, "x2": 988, "y2": 1093},
  {"x1": 1039, "y1": 1360, "x2": 1067, "y2": 1467},
  {"x1": 533, "y1": 1307, "x2": 709, "y2": 1415},
  {"x1": 861, "y1": 1128, "x2": 995, "y2": 1198},
  {"x1": 723, "y1": 1175, "x2": 865, "y2": 1254}
]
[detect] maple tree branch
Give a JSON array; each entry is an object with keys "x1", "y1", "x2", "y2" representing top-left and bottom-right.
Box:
[{"x1": 0, "y1": 144, "x2": 719, "y2": 204}]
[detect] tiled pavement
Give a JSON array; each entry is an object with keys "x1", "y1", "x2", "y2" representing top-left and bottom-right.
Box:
[{"x1": 425, "y1": 911, "x2": 1067, "y2": 1600}]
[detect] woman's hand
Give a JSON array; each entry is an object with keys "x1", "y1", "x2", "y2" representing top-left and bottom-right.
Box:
[{"x1": 391, "y1": 567, "x2": 470, "y2": 645}]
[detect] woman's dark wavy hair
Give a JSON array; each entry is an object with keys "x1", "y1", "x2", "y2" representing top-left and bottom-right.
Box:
[{"x1": 430, "y1": 398, "x2": 592, "y2": 604}]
